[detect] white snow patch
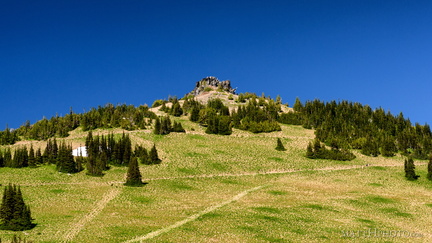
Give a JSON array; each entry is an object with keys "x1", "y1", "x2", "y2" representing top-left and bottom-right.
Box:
[{"x1": 72, "y1": 146, "x2": 87, "y2": 157}]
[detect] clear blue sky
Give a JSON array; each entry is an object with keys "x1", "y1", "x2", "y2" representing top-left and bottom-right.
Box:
[{"x1": 1, "y1": 0, "x2": 431, "y2": 129}]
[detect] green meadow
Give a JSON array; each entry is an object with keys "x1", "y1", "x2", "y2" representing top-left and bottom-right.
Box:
[{"x1": 1, "y1": 122, "x2": 431, "y2": 242}]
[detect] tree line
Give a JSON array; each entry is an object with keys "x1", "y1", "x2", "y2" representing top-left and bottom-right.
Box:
[
  {"x1": 181, "y1": 94, "x2": 282, "y2": 135},
  {"x1": 281, "y1": 98, "x2": 432, "y2": 159},
  {"x1": 0, "y1": 132, "x2": 161, "y2": 176},
  {"x1": 1, "y1": 104, "x2": 157, "y2": 145}
]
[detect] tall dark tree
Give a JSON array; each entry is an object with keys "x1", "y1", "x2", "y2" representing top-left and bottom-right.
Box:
[
  {"x1": 124, "y1": 157, "x2": 144, "y2": 187},
  {"x1": 56, "y1": 142, "x2": 78, "y2": 173},
  {"x1": 0, "y1": 184, "x2": 34, "y2": 231},
  {"x1": 275, "y1": 138, "x2": 286, "y2": 151},
  {"x1": 153, "y1": 117, "x2": 162, "y2": 135},
  {"x1": 190, "y1": 106, "x2": 200, "y2": 122},
  {"x1": 427, "y1": 154, "x2": 432, "y2": 181},
  {"x1": 149, "y1": 144, "x2": 161, "y2": 164},
  {"x1": 28, "y1": 145, "x2": 36, "y2": 167},
  {"x1": 0, "y1": 150, "x2": 4, "y2": 167},
  {"x1": 35, "y1": 148, "x2": 43, "y2": 165},
  {"x1": 404, "y1": 157, "x2": 419, "y2": 181}
]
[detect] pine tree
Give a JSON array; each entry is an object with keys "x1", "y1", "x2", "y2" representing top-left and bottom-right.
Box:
[
  {"x1": 427, "y1": 154, "x2": 432, "y2": 181},
  {"x1": 404, "y1": 157, "x2": 419, "y2": 181},
  {"x1": 28, "y1": 145, "x2": 36, "y2": 167},
  {"x1": 56, "y1": 142, "x2": 77, "y2": 173},
  {"x1": 35, "y1": 148, "x2": 43, "y2": 165},
  {"x1": 149, "y1": 144, "x2": 161, "y2": 164},
  {"x1": 190, "y1": 106, "x2": 200, "y2": 122},
  {"x1": 153, "y1": 117, "x2": 161, "y2": 135},
  {"x1": 124, "y1": 157, "x2": 144, "y2": 187},
  {"x1": 0, "y1": 184, "x2": 34, "y2": 231},
  {"x1": 275, "y1": 138, "x2": 286, "y2": 151},
  {"x1": 0, "y1": 150, "x2": 3, "y2": 167},
  {"x1": 171, "y1": 101, "x2": 183, "y2": 117},
  {"x1": 217, "y1": 116, "x2": 232, "y2": 135},
  {"x1": 306, "y1": 142, "x2": 314, "y2": 158},
  {"x1": 172, "y1": 121, "x2": 185, "y2": 133},
  {"x1": 293, "y1": 97, "x2": 303, "y2": 112}
]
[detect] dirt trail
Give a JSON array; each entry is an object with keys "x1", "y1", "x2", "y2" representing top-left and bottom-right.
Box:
[
  {"x1": 22, "y1": 163, "x2": 422, "y2": 187},
  {"x1": 123, "y1": 185, "x2": 266, "y2": 242},
  {"x1": 61, "y1": 188, "x2": 121, "y2": 242}
]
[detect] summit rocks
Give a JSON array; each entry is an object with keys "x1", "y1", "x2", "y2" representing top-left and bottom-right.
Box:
[{"x1": 188, "y1": 77, "x2": 236, "y2": 96}]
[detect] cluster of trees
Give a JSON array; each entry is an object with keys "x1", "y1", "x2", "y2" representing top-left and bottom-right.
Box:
[
  {"x1": 157, "y1": 97, "x2": 183, "y2": 117},
  {"x1": 5, "y1": 104, "x2": 157, "y2": 143},
  {"x1": 0, "y1": 139, "x2": 83, "y2": 173},
  {"x1": 282, "y1": 98, "x2": 432, "y2": 159},
  {"x1": 231, "y1": 97, "x2": 281, "y2": 133},
  {"x1": 405, "y1": 155, "x2": 432, "y2": 181},
  {"x1": 0, "y1": 127, "x2": 19, "y2": 145},
  {"x1": 153, "y1": 116, "x2": 185, "y2": 135},
  {"x1": 0, "y1": 184, "x2": 34, "y2": 231},
  {"x1": 306, "y1": 139, "x2": 356, "y2": 161},
  {"x1": 84, "y1": 132, "x2": 161, "y2": 176},
  {"x1": 181, "y1": 95, "x2": 282, "y2": 135}
]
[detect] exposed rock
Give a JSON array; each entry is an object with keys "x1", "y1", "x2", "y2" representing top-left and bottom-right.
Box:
[{"x1": 188, "y1": 76, "x2": 236, "y2": 96}]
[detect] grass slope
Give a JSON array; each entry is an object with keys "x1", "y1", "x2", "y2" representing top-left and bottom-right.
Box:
[{"x1": 1, "y1": 118, "x2": 431, "y2": 242}]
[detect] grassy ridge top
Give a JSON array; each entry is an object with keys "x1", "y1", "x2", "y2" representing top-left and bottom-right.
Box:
[{"x1": 2, "y1": 113, "x2": 431, "y2": 242}]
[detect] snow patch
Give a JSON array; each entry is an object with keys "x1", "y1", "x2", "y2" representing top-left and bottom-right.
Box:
[{"x1": 72, "y1": 146, "x2": 87, "y2": 157}]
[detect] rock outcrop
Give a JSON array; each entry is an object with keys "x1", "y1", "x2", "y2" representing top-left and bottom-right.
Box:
[{"x1": 188, "y1": 77, "x2": 236, "y2": 96}]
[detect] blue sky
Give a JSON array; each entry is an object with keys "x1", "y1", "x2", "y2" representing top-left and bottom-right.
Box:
[{"x1": 1, "y1": 0, "x2": 431, "y2": 129}]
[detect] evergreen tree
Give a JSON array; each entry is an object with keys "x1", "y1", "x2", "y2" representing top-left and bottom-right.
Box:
[
  {"x1": 35, "y1": 148, "x2": 43, "y2": 165},
  {"x1": 56, "y1": 142, "x2": 77, "y2": 173},
  {"x1": 172, "y1": 121, "x2": 185, "y2": 133},
  {"x1": 217, "y1": 116, "x2": 232, "y2": 135},
  {"x1": 3, "y1": 149, "x2": 12, "y2": 167},
  {"x1": 293, "y1": 97, "x2": 303, "y2": 112},
  {"x1": 28, "y1": 145, "x2": 36, "y2": 167},
  {"x1": 86, "y1": 156, "x2": 103, "y2": 177},
  {"x1": 361, "y1": 137, "x2": 380, "y2": 157},
  {"x1": 275, "y1": 138, "x2": 286, "y2": 151},
  {"x1": 404, "y1": 157, "x2": 419, "y2": 181},
  {"x1": 190, "y1": 106, "x2": 200, "y2": 122},
  {"x1": 381, "y1": 136, "x2": 397, "y2": 157},
  {"x1": 306, "y1": 142, "x2": 314, "y2": 158},
  {"x1": 171, "y1": 100, "x2": 183, "y2": 117},
  {"x1": 153, "y1": 117, "x2": 162, "y2": 135},
  {"x1": 0, "y1": 150, "x2": 3, "y2": 167},
  {"x1": 427, "y1": 154, "x2": 432, "y2": 181},
  {"x1": 124, "y1": 157, "x2": 144, "y2": 187},
  {"x1": 0, "y1": 184, "x2": 34, "y2": 231},
  {"x1": 149, "y1": 144, "x2": 161, "y2": 164}
]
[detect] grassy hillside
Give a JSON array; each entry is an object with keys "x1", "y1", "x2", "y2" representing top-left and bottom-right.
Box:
[{"x1": 1, "y1": 115, "x2": 431, "y2": 242}]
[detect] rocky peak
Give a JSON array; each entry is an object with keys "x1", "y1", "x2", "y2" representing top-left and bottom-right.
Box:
[{"x1": 189, "y1": 76, "x2": 236, "y2": 96}]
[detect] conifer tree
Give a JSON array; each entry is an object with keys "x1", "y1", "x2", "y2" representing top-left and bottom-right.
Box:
[
  {"x1": 56, "y1": 142, "x2": 77, "y2": 173},
  {"x1": 404, "y1": 157, "x2": 419, "y2": 181},
  {"x1": 28, "y1": 145, "x2": 36, "y2": 167},
  {"x1": 306, "y1": 142, "x2": 314, "y2": 158},
  {"x1": 35, "y1": 148, "x2": 43, "y2": 165},
  {"x1": 427, "y1": 154, "x2": 432, "y2": 181},
  {"x1": 0, "y1": 150, "x2": 3, "y2": 167},
  {"x1": 190, "y1": 106, "x2": 200, "y2": 122},
  {"x1": 172, "y1": 121, "x2": 185, "y2": 133},
  {"x1": 0, "y1": 184, "x2": 34, "y2": 231},
  {"x1": 293, "y1": 97, "x2": 303, "y2": 112},
  {"x1": 275, "y1": 138, "x2": 286, "y2": 151},
  {"x1": 153, "y1": 117, "x2": 161, "y2": 135},
  {"x1": 171, "y1": 101, "x2": 183, "y2": 117},
  {"x1": 149, "y1": 144, "x2": 161, "y2": 164},
  {"x1": 124, "y1": 157, "x2": 144, "y2": 187},
  {"x1": 3, "y1": 149, "x2": 12, "y2": 167}
]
